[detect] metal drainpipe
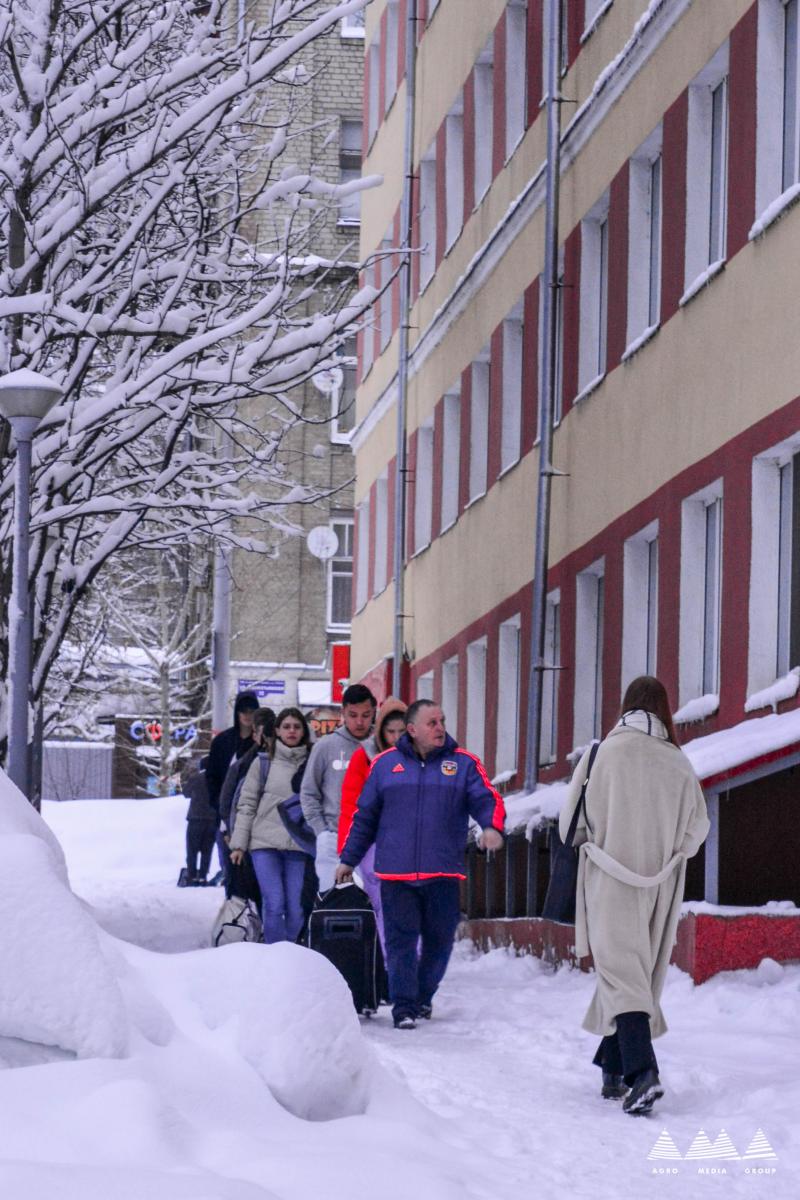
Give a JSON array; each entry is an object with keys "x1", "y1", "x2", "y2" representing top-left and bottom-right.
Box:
[
  {"x1": 523, "y1": 0, "x2": 563, "y2": 792},
  {"x1": 391, "y1": 0, "x2": 417, "y2": 699}
]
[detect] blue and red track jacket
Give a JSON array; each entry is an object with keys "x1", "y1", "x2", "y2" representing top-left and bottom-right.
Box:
[{"x1": 339, "y1": 732, "x2": 506, "y2": 882}]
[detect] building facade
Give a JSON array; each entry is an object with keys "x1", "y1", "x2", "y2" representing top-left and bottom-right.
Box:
[
  {"x1": 352, "y1": 0, "x2": 800, "y2": 907},
  {"x1": 228, "y1": 7, "x2": 366, "y2": 717}
]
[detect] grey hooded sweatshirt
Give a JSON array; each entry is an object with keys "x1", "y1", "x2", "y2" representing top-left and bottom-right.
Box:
[{"x1": 300, "y1": 724, "x2": 368, "y2": 836}]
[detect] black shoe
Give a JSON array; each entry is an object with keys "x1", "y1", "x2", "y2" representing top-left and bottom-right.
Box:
[
  {"x1": 622, "y1": 1069, "x2": 664, "y2": 1116},
  {"x1": 394, "y1": 1015, "x2": 416, "y2": 1030},
  {"x1": 601, "y1": 1072, "x2": 628, "y2": 1100},
  {"x1": 417, "y1": 1004, "x2": 433, "y2": 1020}
]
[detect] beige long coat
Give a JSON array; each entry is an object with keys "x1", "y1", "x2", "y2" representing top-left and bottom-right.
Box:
[{"x1": 559, "y1": 714, "x2": 709, "y2": 1038}]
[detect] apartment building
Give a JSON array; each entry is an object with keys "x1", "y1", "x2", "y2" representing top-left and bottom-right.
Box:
[{"x1": 352, "y1": 0, "x2": 800, "y2": 907}]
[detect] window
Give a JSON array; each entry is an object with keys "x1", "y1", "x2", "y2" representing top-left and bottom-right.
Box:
[
  {"x1": 373, "y1": 474, "x2": 389, "y2": 596},
  {"x1": 419, "y1": 145, "x2": 437, "y2": 288},
  {"x1": 416, "y1": 671, "x2": 434, "y2": 700},
  {"x1": 338, "y1": 119, "x2": 362, "y2": 225},
  {"x1": 474, "y1": 41, "x2": 494, "y2": 202},
  {"x1": 626, "y1": 130, "x2": 663, "y2": 351},
  {"x1": 445, "y1": 95, "x2": 465, "y2": 250},
  {"x1": 679, "y1": 483, "x2": 723, "y2": 706},
  {"x1": 574, "y1": 560, "x2": 605, "y2": 745},
  {"x1": 500, "y1": 305, "x2": 523, "y2": 473},
  {"x1": 542, "y1": 0, "x2": 569, "y2": 91},
  {"x1": 441, "y1": 388, "x2": 461, "y2": 532},
  {"x1": 749, "y1": 438, "x2": 800, "y2": 694},
  {"x1": 329, "y1": 518, "x2": 355, "y2": 628},
  {"x1": 468, "y1": 354, "x2": 490, "y2": 502},
  {"x1": 622, "y1": 522, "x2": 659, "y2": 687},
  {"x1": 783, "y1": 0, "x2": 800, "y2": 189},
  {"x1": 428, "y1": 0, "x2": 441, "y2": 20},
  {"x1": 583, "y1": 0, "x2": 612, "y2": 36},
  {"x1": 331, "y1": 336, "x2": 357, "y2": 442},
  {"x1": 505, "y1": 0, "x2": 528, "y2": 158},
  {"x1": 684, "y1": 46, "x2": 729, "y2": 293},
  {"x1": 368, "y1": 36, "x2": 381, "y2": 144},
  {"x1": 755, "y1": 0, "x2": 800, "y2": 218},
  {"x1": 466, "y1": 637, "x2": 488, "y2": 760},
  {"x1": 362, "y1": 263, "x2": 375, "y2": 378},
  {"x1": 496, "y1": 616, "x2": 521, "y2": 776},
  {"x1": 385, "y1": 1, "x2": 400, "y2": 114},
  {"x1": 442, "y1": 655, "x2": 459, "y2": 739},
  {"x1": 578, "y1": 197, "x2": 609, "y2": 395},
  {"x1": 379, "y1": 236, "x2": 393, "y2": 352},
  {"x1": 541, "y1": 592, "x2": 560, "y2": 765},
  {"x1": 538, "y1": 254, "x2": 566, "y2": 428},
  {"x1": 341, "y1": 12, "x2": 365, "y2": 37},
  {"x1": 413, "y1": 420, "x2": 434, "y2": 553}
]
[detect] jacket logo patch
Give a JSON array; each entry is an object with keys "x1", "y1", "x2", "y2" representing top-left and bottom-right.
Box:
[
  {"x1": 391, "y1": 763, "x2": 405, "y2": 773},
  {"x1": 441, "y1": 761, "x2": 458, "y2": 777}
]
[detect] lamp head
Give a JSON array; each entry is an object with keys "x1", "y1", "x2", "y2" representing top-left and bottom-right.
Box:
[{"x1": 0, "y1": 369, "x2": 64, "y2": 424}]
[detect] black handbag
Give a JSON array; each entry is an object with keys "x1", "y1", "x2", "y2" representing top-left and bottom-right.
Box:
[{"x1": 541, "y1": 741, "x2": 600, "y2": 924}]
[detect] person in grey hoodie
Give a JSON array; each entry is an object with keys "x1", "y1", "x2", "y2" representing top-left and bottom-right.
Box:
[
  {"x1": 230, "y1": 707, "x2": 312, "y2": 943},
  {"x1": 300, "y1": 683, "x2": 376, "y2": 891}
]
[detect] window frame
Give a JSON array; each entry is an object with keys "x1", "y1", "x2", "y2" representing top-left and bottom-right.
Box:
[
  {"x1": 328, "y1": 517, "x2": 355, "y2": 630},
  {"x1": 578, "y1": 194, "x2": 610, "y2": 398},
  {"x1": 679, "y1": 481, "x2": 724, "y2": 707},
  {"x1": 683, "y1": 45, "x2": 730, "y2": 297}
]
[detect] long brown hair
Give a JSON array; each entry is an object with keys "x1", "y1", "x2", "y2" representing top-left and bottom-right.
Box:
[{"x1": 620, "y1": 676, "x2": 679, "y2": 746}]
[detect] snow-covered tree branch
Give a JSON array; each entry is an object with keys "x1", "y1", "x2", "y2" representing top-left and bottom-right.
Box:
[{"x1": 0, "y1": 0, "x2": 375, "y2": 749}]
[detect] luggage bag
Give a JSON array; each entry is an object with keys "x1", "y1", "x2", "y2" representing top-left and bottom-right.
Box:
[{"x1": 306, "y1": 883, "x2": 385, "y2": 1015}]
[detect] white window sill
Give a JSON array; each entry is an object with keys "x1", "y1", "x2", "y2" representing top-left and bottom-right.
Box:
[
  {"x1": 440, "y1": 516, "x2": 458, "y2": 536},
  {"x1": 673, "y1": 693, "x2": 719, "y2": 724},
  {"x1": 744, "y1": 667, "x2": 800, "y2": 713},
  {"x1": 749, "y1": 182, "x2": 800, "y2": 240},
  {"x1": 340, "y1": 27, "x2": 365, "y2": 41},
  {"x1": 372, "y1": 582, "x2": 389, "y2": 601},
  {"x1": 498, "y1": 456, "x2": 520, "y2": 481},
  {"x1": 679, "y1": 258, "x2": 725, "y2": 308},
  {"x1": 327, "y1": 623, "x2": 352, "y2": 635},
  {"x1": 411, "y1": 540, "x2": 431, "y2": 561},
  {"x1": 504, "y1": 130, "x2": 525, "y2": 168},
  {"x1": 573, "y1": 371, "x2": 605, "y2": 405},
  {"x1": 622, "y1": 322, "x2": 660, "y2": 363},
  {"x1": 580, "y1": 0, "x2": 614, "y2": 44},
  {"x1": 330, "y1": 431, "x2": 354, "y2": 446},
  {"x1": 464, "y1": 489, "x2": 487, "y2": 512},
  {"x1": 337, "y1": 219, "x2": 361, "y2": 230}
]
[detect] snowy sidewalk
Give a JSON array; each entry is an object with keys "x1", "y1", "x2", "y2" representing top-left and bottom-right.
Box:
[{"x1": 42, "y1": 798, "x2": 800, "y2": 1199}]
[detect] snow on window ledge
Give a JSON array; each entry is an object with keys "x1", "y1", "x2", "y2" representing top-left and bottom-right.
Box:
[
  {"x1": 744, "y1": 667, "x2": 800, "y2": 714},
  {"x1": 679, "y1": 258, "x2": 725, "y2": 309},
  {"x1": 748, "y1": 182, "x2": 800, "y2": 241},
  {"x1": 621, "y1": 321, "x2": 660, "y2": 363},
  {"x1": 673, "y1": 693, "x2": 719, "y2": 724},
  {"x1": 580, "y1": 0, "x2": 615, "y2": 45},
  {"x1": 573, "y1": 371, "x2": 606, "y2": 406}
]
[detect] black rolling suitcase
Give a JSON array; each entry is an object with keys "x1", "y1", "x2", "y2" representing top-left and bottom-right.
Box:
[{"x1": 306, "y1": 883, "x2": 385, "y2": 1015}]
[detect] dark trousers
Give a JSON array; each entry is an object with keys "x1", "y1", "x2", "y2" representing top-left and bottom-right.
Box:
[
  {"x1": 593, "y1": 1011, "x2": 658, "y2": 1084},
  {"x1": 380, "y1": 879, "x2": 462, "y2": 1022},
  {"x1": 186, "y1": 820, "x2": 216, "y2": 879}
]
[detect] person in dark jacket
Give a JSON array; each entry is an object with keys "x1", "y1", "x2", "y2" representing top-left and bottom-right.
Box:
[
  {"x1": 182, "y1": 756, "x2": 217, "y2": 884},
  {"x1": 205, "y1": 691, "x2": 261, "y2": 818},
  {"x1": 336, "y1": 699, "x2": 506, "y2": 1029},
  {"x1": 217, "y1": 707, "x2": 275, "y2": 902}
]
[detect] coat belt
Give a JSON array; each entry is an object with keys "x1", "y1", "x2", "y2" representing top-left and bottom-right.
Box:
[{"x1": 580, "y1": 843, "x2": 685, "y2": 888}]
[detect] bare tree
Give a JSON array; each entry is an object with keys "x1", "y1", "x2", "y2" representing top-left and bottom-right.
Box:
[{"x1": 0, "y1": 0, "x2": 374, "y2": 753}]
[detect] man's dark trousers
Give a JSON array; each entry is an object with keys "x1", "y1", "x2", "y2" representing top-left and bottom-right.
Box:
[{"x1": 380, "y1": 878, "x2": 462, "y2": 1022}]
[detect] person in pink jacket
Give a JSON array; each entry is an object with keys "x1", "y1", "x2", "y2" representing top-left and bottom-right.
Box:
[{"x1": 337, "y1": 696, "x2": 407, "y2": 951}]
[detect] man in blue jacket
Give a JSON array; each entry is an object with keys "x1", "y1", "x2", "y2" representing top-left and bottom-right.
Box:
[{"x1": 336, "y1": 699, "x2": 505, "y2": 1029}]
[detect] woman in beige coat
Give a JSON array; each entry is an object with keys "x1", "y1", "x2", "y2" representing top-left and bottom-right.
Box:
[
  {"x1": 230, "y1": 707, "x2": 312, "y2": 944},
  {"x1": 560, "y1": 676, "x2": 709, "y2": 1116}
]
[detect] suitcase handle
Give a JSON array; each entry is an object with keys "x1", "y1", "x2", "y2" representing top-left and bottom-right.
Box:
[{"x1": 323, "y1": 916, "x2": 363, "y2": 939}]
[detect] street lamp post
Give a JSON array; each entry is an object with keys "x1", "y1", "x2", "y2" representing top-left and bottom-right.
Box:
[{"x1": 0, "y1": 369, "x2": 63, "y2": 798}]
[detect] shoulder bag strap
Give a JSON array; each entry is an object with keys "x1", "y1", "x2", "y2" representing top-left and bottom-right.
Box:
[{"x1": 565, "y1": 740, "x2": 600, "y2": 848}]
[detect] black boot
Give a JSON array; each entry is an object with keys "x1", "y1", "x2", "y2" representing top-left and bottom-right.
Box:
[
  {"x1": 622, "y1": 1068, "x2": 664, "y2": 1116},
  {"x1": 601, "y1": 1072, "x2": 628, "y2": 1100}
]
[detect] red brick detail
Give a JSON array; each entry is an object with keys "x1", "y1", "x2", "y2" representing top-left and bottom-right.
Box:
[
  {"x1": 719, "y1": 449, "x2": 752, "y2": 723},
  {"x1": 492, "y1": 13, "x2": 507, "y2": 179},
  {"x1": 367, "y1": 480, "x2": 377, "y2": 600},
  {"x1": 417, "y1": 0, "x2": 428, "y2": 32},
  {"x1": 487, "y1": 325, "x2": 504, "y2": 487},
  {"x1": 458, "y1": 365, "x2": 472, "y2": 515},
  {"x1": 386, "y1": 455, "x2": 397, "y2": 584},
  {"x1": 656, "y1": 505, "x2": 681, "y2": 707},
  {"x1": 463, "y1": 72, "x2": 476, "y2": 217},
  {"x1": 526, "y1": 0, "x2": 544, "y2": 128},
  {"x1": 661, "y1": 90, "x2": 688, "y2": 323},
  {"x1": 567, "y1": 0, "x2": 585, "y2": 69},
  {"x1": 431, "y1": 398, "x2": 444, "y2": 540},
  {"x1": 435, "y1": 124, "x2": 447, "y2": 267},
  {"x1": 561, "y1": 224, "x2": 581, "y2": 414},
  {"x1": 601, "y1": 544, "x2": 623, "y2": 734},
  {"x1": 727, "y1": 3, "x2": 758, "y2": 258},
  {"x1": 378, "y1": 7, "x2": 388, "y2": 120},
  {"x1": 521, "y1": 277, "x2": 539, "y2": 455},
  {"x1": 406, "y1": 429, "x2": 418, "y2": 559},
  {"x1": 398, "y1": 0, "x2": 407, "y2": 85},
  {"x1": 606, "y1": 162, "x2": 629, "y2": 372}
]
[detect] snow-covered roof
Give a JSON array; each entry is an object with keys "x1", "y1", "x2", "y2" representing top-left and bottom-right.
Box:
[{"x1": 502, "y1": 705, "x2": 800, "y2": 836}]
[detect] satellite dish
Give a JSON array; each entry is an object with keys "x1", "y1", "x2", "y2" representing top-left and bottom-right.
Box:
[
  {"x1": 311, "y1": 365, "x2": 344, "y2": 397},
  {"x1": 307, "y1": 526, "x2": 339, "y2": 560}
]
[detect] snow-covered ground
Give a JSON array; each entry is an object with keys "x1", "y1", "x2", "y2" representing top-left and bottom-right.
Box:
[{"x1": 1, "y1": 793, "x2": 793, "y2": 1198}]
